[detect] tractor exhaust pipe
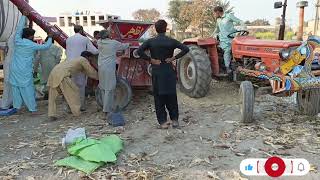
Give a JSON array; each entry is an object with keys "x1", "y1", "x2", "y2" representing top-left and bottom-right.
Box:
[
  {"x1": 274, "y1": 0, "x2": 287, "y2": 40},
  {"x1": 297, "y1": 1, "x2": 308, "y2": 41}
]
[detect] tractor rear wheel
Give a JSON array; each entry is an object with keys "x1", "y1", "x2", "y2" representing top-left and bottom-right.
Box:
[
  {"x1": 96, "y1": 77, "x2": 132, "y2": 110},
  {"x1": 239, "y1": 81, "x2": 255, "y2": 123},
  {"x1": 296, "y1": 89, "x2": 320, "y2": 116},
  {"x1": 177, "y1": 45, "x2": 212, "y2": 98}
]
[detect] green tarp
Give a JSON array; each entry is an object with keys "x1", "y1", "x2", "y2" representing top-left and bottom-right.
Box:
[{"x1": 55, "y1": 135, "x2": 123, "y2": 174}]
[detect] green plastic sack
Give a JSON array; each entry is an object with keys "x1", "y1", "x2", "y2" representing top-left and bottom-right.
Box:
[
  {"x1": 100, "y1": 135, "x2": 123, "y2": 154},
  {"x1": 68, "y1": 136, "x2": 123, "y2": 163},
  {"x1": 55, "y1": 135, "x2": 123, "y2": 174},
  {"x1": 71, "y1": 141, "x2": 117, "y2": 163},
  {"x1": 55, "y1": 156, "x2": 103, "y2": 174},
  {"x1": 68, "y1": 138, "x2": 97, "y2": 155}
]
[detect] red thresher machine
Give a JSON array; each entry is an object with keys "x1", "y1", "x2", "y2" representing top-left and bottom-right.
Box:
[{"x1": 9, "y1": 0, "x2": 154, "y2": 109}]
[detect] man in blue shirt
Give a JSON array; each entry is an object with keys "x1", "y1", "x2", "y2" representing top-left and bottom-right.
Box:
[
  {"x1": 212, "y1": 6, "x2": 246, "y2": 73},
  {"x1": 9, "y1": 11, "x2": 52, "y2": 114}
]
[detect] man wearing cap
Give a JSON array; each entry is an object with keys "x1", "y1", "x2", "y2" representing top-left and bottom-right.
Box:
[{"x1": 97, "y1": 29, "x2": 129, "y2": 119}]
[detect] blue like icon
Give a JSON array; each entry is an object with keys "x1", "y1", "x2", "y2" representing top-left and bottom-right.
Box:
[{"x1": 245, "y1": 164, "x2": 253, "y2": 171}]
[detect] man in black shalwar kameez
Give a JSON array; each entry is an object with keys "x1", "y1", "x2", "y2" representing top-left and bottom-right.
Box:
[{"x1": 137, "y1": 20, "x2": 190, "y2": 129}]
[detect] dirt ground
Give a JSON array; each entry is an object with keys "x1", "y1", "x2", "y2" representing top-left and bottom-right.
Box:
[{"x1": 1, "y1": 81, "x2": 320, "y2": 180}]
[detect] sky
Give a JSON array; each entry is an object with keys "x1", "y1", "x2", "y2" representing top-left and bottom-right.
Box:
[{"x1": 29, "y1": 0, "x2": 318, "y2": 27}]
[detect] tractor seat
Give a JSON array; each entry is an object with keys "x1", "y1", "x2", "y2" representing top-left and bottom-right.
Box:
[{"x1": 233, "y1": 36, "x2": 302, "y2": 49}]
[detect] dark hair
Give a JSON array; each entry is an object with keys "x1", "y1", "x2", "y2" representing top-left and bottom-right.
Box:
[
  {"x1": 155, "y1": 20, "x2": 167, "y2": 34},
  {"x1": 22, "y1": 28, "x2": 35, "y2": 39},
  {"x1": 94, "y1": 31, "x2": 100, "y2": 37},
  {"x1": 214, "y1": 6, "x2": 224, "y2": 13},
  {"x1": 81, "y1": 51, "x2": 94, "y2": 59},
  {"x1": 45, "y1": 36, "x2": 54, "y2": 44},
  {"x1": 74, "y1": 25, "x2": 83, "y2": 33}
]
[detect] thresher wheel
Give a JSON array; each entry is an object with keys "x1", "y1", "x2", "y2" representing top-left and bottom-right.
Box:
[
  {"x1": 296, "y1": 89, "x2": 320, "y2": 116},
  {"x1": 239, "y1": 81, "x2": 255, "y2": 123},
  {"x1": 177, "y1": 45, "x2": 212, "y2": 98},
  {"x1": 95, "y1": 77, "x2": 132, "y2": 110}
]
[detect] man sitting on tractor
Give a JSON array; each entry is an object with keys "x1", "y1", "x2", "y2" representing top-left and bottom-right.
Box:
[{"x1": 212, "y1": 6, "x2": 246, "y2": 74}]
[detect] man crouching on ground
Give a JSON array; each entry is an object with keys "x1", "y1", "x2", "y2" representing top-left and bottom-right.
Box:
[
  {"x1": 137, "y1": 20, "x2": 189, "y2": 129},
  {"x1": 47, "y1": 51, "x2": 98, "y2": 120}
]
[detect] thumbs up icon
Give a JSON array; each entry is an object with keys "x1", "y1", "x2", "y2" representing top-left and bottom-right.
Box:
[{"x1": 245, "y1": 164, "x2": 253, "y2": 171}]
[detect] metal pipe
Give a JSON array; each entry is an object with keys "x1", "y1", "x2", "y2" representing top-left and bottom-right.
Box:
[
  {"x1": 315, "y1": 0, "x2": 320, "y2": 35},
  {"x1": 297, "y1": 1, "x2": 308, "y2": 41},
  {"x1": 9, "y1": 0, "x2": 69, "y2": 48},
  {"x1": 278, "y1": 0, "x2": 287, "y2": 40}
]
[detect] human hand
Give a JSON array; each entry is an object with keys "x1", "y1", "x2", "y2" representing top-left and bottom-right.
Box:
[
  {"x1": 47, "y1": 31, "x2": 54, "y2": 38},
  {"x1": 151, "y1": 59, "x2": 161, "y2": 65},
  {"x1": 165, "y1": 57, "x2": 175, "y2": 63},
  {"x1": 22, "y1": 10, "x2": 29, "y2": 16}
]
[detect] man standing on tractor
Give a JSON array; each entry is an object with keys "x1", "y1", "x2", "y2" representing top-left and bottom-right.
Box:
[
  {"x1": 137, "y1": 20, "x2": 189, "y2": 129},
  {"x1": 213, "y1": 6, "x2": 246, "y2": 74}
]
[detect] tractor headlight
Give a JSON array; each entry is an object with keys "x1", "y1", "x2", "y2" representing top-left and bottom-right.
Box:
[
  {"x1": 132, "y1": 49, "x2": 140, "y2": 58},
  {"x1": 279, "y1": 49, "x2": 291, "y2": 60},
  {"x1": 255, "y1": 62, "x2": 267, "y2": 71}
]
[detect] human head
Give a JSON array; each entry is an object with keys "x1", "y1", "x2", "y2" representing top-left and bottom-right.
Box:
[
  {"x1": 94, "y1": 31, "x2": 100, "y2": 39},
  {"x1": 74, "y1": 25, "x2": 84, "y2": 34},
  {"x1": 213, "y1": 6, "x2": 224, "y2": 18},
  {"x1": 81, "y1": 51, "x2": 94, "y2": 62},
  {"x1": 45, "y1": 36, "x2": 54, "y2": 44},
  {"x1": 99, "y1": 30, "x2": 110, "y2": 39},
  {"x1": 22, "y1": 28, "x2": 35, "y2": 40},
  {"x1": 155, "y1": 20, "x2": 167, "y2": 34}
]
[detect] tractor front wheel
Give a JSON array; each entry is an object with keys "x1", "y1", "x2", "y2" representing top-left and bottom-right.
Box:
[
  {"x1": 177, "y1": 45, "x2": 212, "y2": 98},
  {"x1": 239, "y1": 81, "x2": 255, "y2": 123},
  {"x1": 96, "y1": 77, "x2": 132, "y2": 110},
  {"x1": 296, "y1": 89, "x2": 320, "y2": 116}
]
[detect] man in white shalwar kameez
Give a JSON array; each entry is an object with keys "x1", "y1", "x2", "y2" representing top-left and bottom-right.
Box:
[
  {"x1": 66, "y1": 25, "x2": 98, "y2": 110},
  {"x1": 97, "y1": 30, "x2": 129, "y2": 118}
]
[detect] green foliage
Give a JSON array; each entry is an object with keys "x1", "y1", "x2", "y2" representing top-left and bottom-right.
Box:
[
  {"x1": 168, "y1": 0, "x2": 233, "y2": 36},
  {"x1": 285, "y1": 31, "x2": 295, "y2": 40},
  {"x1": 254, "y1": 31, "x2": 295, "y2": 40},
  {"x1": 168, "y1": 0, "x2": 192, "y2": 32},
  {"x1": 255, "y1": 32, "x2": 276, "y2": 40}
]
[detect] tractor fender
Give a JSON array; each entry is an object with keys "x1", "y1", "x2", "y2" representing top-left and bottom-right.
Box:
[{"x1": 182, "y1": 37, "x2": 218, "y2": 46}]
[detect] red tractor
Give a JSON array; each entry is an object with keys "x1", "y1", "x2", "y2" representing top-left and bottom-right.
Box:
[{"x1": 178, "y1": 30, "x2": 320, "y2": 122}]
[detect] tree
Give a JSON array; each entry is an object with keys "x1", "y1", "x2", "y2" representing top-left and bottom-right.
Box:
[
  {"x1": 132, "y1": 8, "x2": 161, "y2": 22},
  {"x1": 249, "y1": 19, "x2": 270, "y2": 26},
  {"x1": 245, "y1": 20, "x2": 251, "y2": 25},
  {"x1": 132, "y1": 8, "x2": 161, "y2": 37},
  {"x1": 168, "y1": 0, "x2": 192, "y2": 33},
  {"x1": 168, "y1": 0, "x2": 233, "y2": 37}
]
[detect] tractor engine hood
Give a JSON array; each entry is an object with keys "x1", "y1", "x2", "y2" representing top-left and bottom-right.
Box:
[{"x1": 232, "y1": 36, "x2": 302, "y2": 63}]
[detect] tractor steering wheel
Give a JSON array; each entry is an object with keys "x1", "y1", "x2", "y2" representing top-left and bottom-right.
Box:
[{"x1": 227, "y1": 30, "x2": 249, "y2": 39}]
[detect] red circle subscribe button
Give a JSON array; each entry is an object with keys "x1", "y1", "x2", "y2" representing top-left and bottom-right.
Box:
[{"x1": 240, "y1": 157, "x2": 310, "y2": 177}]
